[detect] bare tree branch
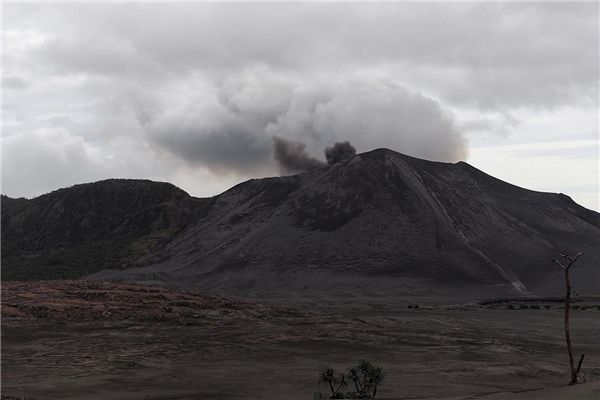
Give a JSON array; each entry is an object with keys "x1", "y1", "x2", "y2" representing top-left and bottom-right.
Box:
[
  {"x1": 552, "y1": 259, "x2": 567, "y2": 270},
  {"x1": 559, "y1": 253, "x2": 572, "y2": 262},
  {"x1": 576, "y1": 354, "x2": 585, "y2": 375},
  {"x1": 556, "y1": 252, "x2": 584, "y2": 270},
  {"x1": 568, "y1": 252, "x2": 584, "y2": 270}
]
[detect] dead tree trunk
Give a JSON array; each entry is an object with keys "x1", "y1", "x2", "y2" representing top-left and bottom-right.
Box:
[{"x1": 552, "y1": 252, "x2": 584, "y2": 385}]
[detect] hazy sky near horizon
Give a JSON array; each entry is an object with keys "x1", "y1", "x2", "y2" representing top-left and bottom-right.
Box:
[{"x1": 3, "y1": 2, "x2": 599, "y2": 210}]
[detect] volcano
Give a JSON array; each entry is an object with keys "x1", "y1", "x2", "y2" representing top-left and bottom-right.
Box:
[
  {"x1": 80, "y1": 149, "x2": 599, "y2": 299},
  {"x1": 3, "y1": 149, "x2": 599, "y2": 300}
]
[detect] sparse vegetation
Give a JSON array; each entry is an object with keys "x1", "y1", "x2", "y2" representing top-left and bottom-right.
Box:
[
  {"x1": 315, "y1": 360, "x2": 385, "y2": 399},
  {"x1": 1, "y1": 180, "x2": 211, "y2": 281},
  {"x1": 317, "y1": 367, "x2": 348, "y2": 398},
  {"x1": 478, "y1": 296, "x2": 600, "y2": 312}
]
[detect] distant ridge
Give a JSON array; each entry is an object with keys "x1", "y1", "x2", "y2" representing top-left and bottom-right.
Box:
[{"x1": 1, "y1": 179, "x2": 210, "y2": 280}]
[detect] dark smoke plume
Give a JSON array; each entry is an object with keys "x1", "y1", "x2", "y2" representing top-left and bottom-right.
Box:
[
  {"x1": 272, "y1": 136, "x2": 326, "y2": 174},
  {"x1": 324, "y1": 141, "x2": 357, "y2": 165}
]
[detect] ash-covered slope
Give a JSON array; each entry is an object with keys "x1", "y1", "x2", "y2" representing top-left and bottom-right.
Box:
[{"x1": 90, "y1": 149, "x2": 600, "y2": 298}]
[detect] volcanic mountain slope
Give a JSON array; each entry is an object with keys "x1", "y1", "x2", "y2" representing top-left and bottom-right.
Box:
[
  {"x1": 89, "y1": 149, "x2": 600, "y2": 298},
  {"x1": 1, "y1": 179, "x2": 210, "y2": 280}
]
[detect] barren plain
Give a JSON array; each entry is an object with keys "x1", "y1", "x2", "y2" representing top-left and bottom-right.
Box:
[{"x1": 2, "y1": 281, "x2": 599, "y2": 399}]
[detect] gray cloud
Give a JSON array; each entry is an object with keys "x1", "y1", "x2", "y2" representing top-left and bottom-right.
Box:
[
  {"x1": 272, "y1": 136, "x2": 326, "y2": 175},
  {"x1": 150, "y1": 123, "x2": 273, "y2": 174},
  {"x1": 273, "y1": 138, "x2": 359, "y2": 174},
  {"x1": 2, "y1": 76, "x2": 29, "y2": 90},
  {"x1": 139, "y1": 71, "x2": 468, "y2": 173},
  {"x1": 10, "y1": 3, "x2": 596, "y2": 110},
  {"x1": 2, "y1": 127, "x2": 108, "y2": 197},
  {"x1": 265, "y1": 77, "x2": 468, "y2": 163},
  {"x1": 2, "y1": 2, "x2": 597, "y2": 199}
]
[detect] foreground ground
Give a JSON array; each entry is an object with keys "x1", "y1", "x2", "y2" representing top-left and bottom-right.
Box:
[{"x1": 2, "y1": 281, "x2": 599, "y2": 399}]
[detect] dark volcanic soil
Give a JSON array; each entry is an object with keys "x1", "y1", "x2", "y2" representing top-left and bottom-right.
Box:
[
  {"x1": 2, "y1": 281, "x2": 599, "y2": 399},
  {"x1": 1, "y1": 280, "x2": 304, "y2": 323},
  {"x1": 87, "y1": 149, "x2": 600, "y2": 297}
]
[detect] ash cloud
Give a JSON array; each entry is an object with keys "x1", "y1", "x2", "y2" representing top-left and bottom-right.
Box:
[
  {"x1": 325, "y1": 141, "x2": 357, "y2": 165},
  {"x1": 265, "y1": 76, "x2": 469, "y2": 165},
  {"x1": 273, "y1": 137, "x2": 358, "y2": 174},
  {"x1": 272, "y1": 136, "x2": 326, "y2": 174},
  {"x1": 139, "y1": 72, "x2": 469, "y2": 176}
]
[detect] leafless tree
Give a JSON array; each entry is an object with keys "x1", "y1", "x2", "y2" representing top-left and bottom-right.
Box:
[{"x1": 552, "y1": 252, "x2": 585, "y2": 385}]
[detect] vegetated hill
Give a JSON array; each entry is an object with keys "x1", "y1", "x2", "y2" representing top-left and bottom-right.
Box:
[
  {"x1": 88, "y1": 149, "x2": 600, "y2": 299},
  {"x1": 1, "y1": 179, "x2": 210, "y2": 280}
]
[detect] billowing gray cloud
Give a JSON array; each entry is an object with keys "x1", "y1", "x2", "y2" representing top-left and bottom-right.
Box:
[
  {"x1": 2, "y1": 2, "x2": 598, "y2": 202},
  {"x1": 325, "y1": 142, "x2": 357, "y2": 166},
  {"x1": 265, "y1": 76, "x2": 468, "y2": 163},
  {"x1": 138, "y1": 71, "x2": 467, "y2": 173},
  {"x1": 272, "y1": 136, "x2": 326, "y2": 175},
  {"x1": 272, "y1": 138, "x2": 359, "y2": 174}
]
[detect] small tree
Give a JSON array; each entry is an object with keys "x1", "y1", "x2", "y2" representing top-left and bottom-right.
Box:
[
  {"x1": 318, "y1": 367, "x2": 348, "y2": 398},
  {"x1": 316, "y1": 361, "x2": 385, "y2": 399},
  {"x1": 318, "y1": 367, "x2": 337, "y2": 396},
  {"x1": 552, "y1": 252, "x2": 585, "y2": 385},
  {"x1": 369, "y1": 364, "x2": 385, "y2": 397},
  {"x1": 335, "y1": 374, "x2": 348, "y2": 397},
  {"x1": 347, "y1": 365, "x2": 361, "y2": 393},
  {"x1": 346, "y1": 359, "x2": 386, "y2": 397}
]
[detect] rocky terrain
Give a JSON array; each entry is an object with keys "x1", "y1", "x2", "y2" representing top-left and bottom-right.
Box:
[
  {"x1": 1, "y1": 280, "x2": 303, "y2": 323},
  {"x1": 2, "y1": 280, "x2": 599, "y2": 399}
]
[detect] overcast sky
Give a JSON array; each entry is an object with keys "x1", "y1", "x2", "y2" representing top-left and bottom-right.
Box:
[{"x1": 2, "y1": 2, "x2": 599, "y2": 211}]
